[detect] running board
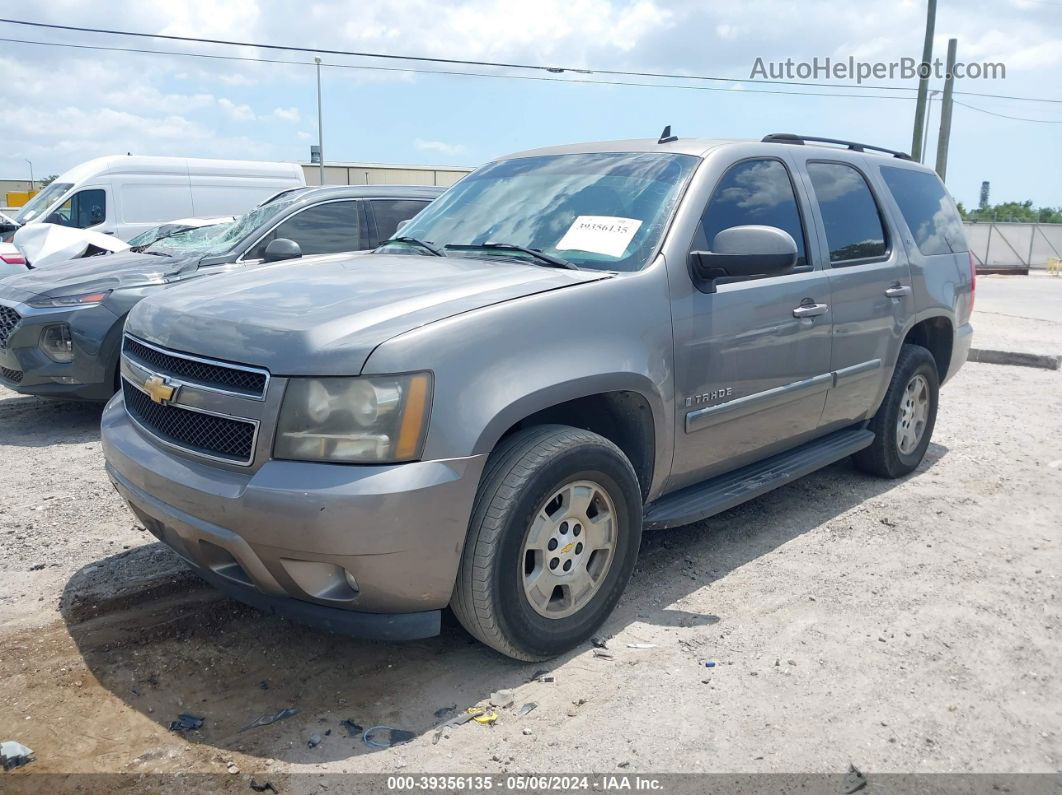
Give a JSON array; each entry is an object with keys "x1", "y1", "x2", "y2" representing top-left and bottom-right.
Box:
[{"x1": 643, "y1": 428, "x2": 875, "y2": 530}]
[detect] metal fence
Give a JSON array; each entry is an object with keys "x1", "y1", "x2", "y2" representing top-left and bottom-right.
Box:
[{"x1": 964, "y1": 222, "x2": 1062, "y2": 270}]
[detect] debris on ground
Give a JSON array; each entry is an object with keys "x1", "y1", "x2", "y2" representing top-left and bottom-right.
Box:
[
  {"x1": 626, "y1": 643, "x2": 657, "y2": 649},
  {"x1": 167, "y1": 714, "x2": 204, "y2": 733},
  {"x1": 431, "y1": 712, "x2": 474, "y2": 745},
  {"x1": 240, "y1": 708, "x2": 298, "y2": 732},
  {"x1": 340, "y1": 718, "x2": 364, "y2": 737},
  {"x1": 489, "y1": 689, "x2": 515, "y2": 708},
  {"x1": 249, "y1": 780, "x2": 278, "y2": 794},
  {"x1": 227, "y1": 762, "x2": 240, "y2": 775},
  {"x1": 591, "y1": 636, "x2": 610, "y2": 649},
  {"x1": 258, "y1": 681, "x2": 269, "y2": 690},
  {"x1": 529, "y1": 670, "x2": 555, "y2": 683},
  {"x1": 516, "y1": 702, "x2": 538, "y2": 717},
  {"x1": 465, "y1": 707, "x2": 499, "y2": 725},
  {"x1": 433, "y1": 705, "x2": 457, "y2": 720},
  {"x1": 703, "y1": 661, "x2": 717, "y2": 668},
  {"x1": 1, "y1": 741, "x2": 34, "y2": 770},
  {"x1": 844, "y1": 763, "x2": 867, "y2": 793},
  {"x1": 592, "y1": 649, "x2": 614, "y2": 660},
  {"x1": 363, "y1": 726, "x2": 416, "y2": 749},
  {"x1": 307, "y1": 734, "x2": 322, "y2": 749}
]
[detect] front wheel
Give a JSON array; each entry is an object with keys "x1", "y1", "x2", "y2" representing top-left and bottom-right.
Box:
[
  {"x1": 854, "y1": 344, "x2": 940, "y2": 478},
  {"x1": 451, "y1": 425, "x2": 643, "y2": 660}
]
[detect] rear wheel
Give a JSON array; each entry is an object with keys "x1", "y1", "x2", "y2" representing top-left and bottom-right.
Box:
[
  {"x1": 451, "y1": 425, "x2": 642, "y2": 660},
  {"x1": 854, "y1": 344, "x2": 939, "y2": 478}
]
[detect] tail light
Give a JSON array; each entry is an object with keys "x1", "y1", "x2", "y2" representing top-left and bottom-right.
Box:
[
  {"x1": 0, "y1": 252, "x2": 26, "y2": 266},
  {"x1": 968, "y1": 252, "x2": 977, "y2": 314}
]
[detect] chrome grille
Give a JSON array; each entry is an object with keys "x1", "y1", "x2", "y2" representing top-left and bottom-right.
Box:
[
  {"x1": 123, "y1": 380, "x2": 257, "y2": 464},
  {"x1": 1, "y1": 366, "x2": 22, "y2": 384},
  {"x1": 0, "y1": 306, "x2": 20, "y2": 349},
  {"x1": 123, "y1": 336, "x2": 267, "y2": 397}
]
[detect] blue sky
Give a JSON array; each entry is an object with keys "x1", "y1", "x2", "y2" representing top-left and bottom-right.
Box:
[{"x1": 1, "y1": 0, "x2": 1060, "y2": 208}]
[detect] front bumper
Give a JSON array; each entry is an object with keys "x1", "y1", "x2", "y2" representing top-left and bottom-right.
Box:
[
  {"x1": 0, "y1": 297, "x2": 121, "y2": 400},
  {"x1": 101, "y1": 393, "x2": 487, "y2": 639}
]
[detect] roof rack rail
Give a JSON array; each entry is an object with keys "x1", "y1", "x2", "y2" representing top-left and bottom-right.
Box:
[{"x1": 761, "y1": 133, "x2": 912, "y2": 160}]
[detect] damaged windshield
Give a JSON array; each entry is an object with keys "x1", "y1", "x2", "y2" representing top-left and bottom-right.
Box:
[
  {"x1": 143, "y1": 199, "x2": 296, "y2": 257},
  {"x1": 384, "y1": 152, "x2": 698, "y2": 272}
]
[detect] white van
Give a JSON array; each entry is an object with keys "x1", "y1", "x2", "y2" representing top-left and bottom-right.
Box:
[{"x1": 7, "y1": 156, "x2": 305, "y2": 241}]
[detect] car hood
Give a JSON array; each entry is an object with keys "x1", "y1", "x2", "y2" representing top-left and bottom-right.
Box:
[
  {"x1": 128, "y1": 252, "x2": 612, "y2": 375},
  {"x1": 0, "y1": 250, "x2": 202, "y2": 303}
]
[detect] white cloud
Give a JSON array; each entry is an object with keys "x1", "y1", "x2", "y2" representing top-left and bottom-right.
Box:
[
  {"x1": 271, "y1": 106, "x2": 301, "y2": 123},
  {"x1": 296, "y1": 131, "x2": 313, "y2": 141},
  {"x1": 414, "y1": 138, "x2": 467, "y2": 157},
  {"x1": 218, "y1": 98, "x2": 257, "y2": 122}
]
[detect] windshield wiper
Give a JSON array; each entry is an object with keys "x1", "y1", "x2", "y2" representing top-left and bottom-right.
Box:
[
  {"x1": 381, "y1": 236, "x2": 446, "y2": 257},
  {"x1": 445, "y1": 242, "x2": 578, "y2": 270}
]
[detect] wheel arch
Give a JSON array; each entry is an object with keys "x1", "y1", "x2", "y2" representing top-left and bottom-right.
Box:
[
  {"x1": 900, "y1": 313, "x2": 954, "y2": 382},
  {"x1": 472, "y1": 374, "x2": 665, "y2": 502}
]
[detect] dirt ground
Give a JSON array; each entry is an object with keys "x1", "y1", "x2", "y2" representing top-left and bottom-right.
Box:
[{"x1": 1, "y1": 280, "x2": 1060, "y2": 791}]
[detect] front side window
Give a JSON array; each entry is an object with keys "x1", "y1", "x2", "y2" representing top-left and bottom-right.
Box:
[
  {"x1": 806, "y1": 162, "x2": 887, "y2": 264},
  {"x1": 699, "y1": 158, "x2": 808, "y2": 268},
  {"x1": 249, "y1": 200, "x2": 360, "y2": 258},
  {"x1": 371, "y1": 199, "x2": 430, "y2": 245},
  {"x1": 51, "y1": 189, "x2": 106, "y2": 229},
  {"x1": 388, "y1": 152, "x2": 699, "y2": 272},
  {"x1": 880, "y1": 166, "x2": 967, "y2": 255}
]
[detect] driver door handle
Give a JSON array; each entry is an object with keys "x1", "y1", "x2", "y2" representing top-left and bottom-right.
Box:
[
  {"x1": 793, "y1": 302, "x2": 829, "y2": 318},
  {"x1": 885, "y1": 284, "x2": 912, "y2": 298}
]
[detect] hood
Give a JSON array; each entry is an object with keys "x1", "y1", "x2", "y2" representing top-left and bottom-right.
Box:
[
  {"x1": 128, "y1": 252, "x2": 611, "y2": 375},
  {"x1": 0, "y1": 250, "x2": 201, "y2": 303}
]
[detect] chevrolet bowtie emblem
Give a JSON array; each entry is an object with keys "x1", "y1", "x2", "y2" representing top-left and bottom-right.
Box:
[{"x1": 144, "y1": 375, "x2": 176, "y2": 404}]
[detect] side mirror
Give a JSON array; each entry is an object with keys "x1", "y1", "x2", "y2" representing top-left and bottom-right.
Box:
[
  {"x1": 262, "y1": 238, "x2": 302, "y2": 263},
  {"x1": 395, "y1": 219, "x2": 411, "y2": 234},
  {"x1": 689, "y1": 225, "x2": 798, "y2": 293}
]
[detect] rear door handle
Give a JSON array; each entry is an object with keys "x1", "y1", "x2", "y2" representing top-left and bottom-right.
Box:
[
  {"x1": 793, "y1": 302, "x2": 829, "y2": 318},
  {"x1": 885, "y1": 284, "x2": 912, "y2": 298}
]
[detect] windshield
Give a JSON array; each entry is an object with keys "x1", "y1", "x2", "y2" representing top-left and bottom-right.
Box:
[
  {"x1": 144, "y1": 199, "x2": 295, "y2": 257},
  {"x1": 386, "y1": 152, "x2": 698, "y2": 272},
  {"x1": 14, "y1": 182, "x2": 73, "y2": 224}
]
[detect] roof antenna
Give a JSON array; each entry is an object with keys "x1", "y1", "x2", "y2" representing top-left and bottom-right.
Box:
[{"x1": 657, "y1": 125, "x2": 678, "y2": 144}]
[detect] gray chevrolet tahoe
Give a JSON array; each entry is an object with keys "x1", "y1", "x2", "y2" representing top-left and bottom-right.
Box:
[{"x1": 101, "y1": 133, "x2": 975, "y2": 660}]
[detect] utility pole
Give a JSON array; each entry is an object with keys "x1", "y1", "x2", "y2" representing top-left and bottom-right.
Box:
[
  {"x1": 935, "y1": 38, "x2": 958, "y2": 181},
  {"x1": 921, "y1": 90, "x2": 940, "y2": 165},
  {"x1": 24, "y1": 159, "x2": 34, "y2": 193},
  {"x1": 315, "y1": 56, "x2": 324, "y2": 186},
  {"x1": 910, "y1": 0, "x2": 937, "y2": 162}
]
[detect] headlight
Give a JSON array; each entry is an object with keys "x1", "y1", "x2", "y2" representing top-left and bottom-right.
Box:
[
  {"x1": 28, "y1": 290, "x2": 111, "y2": 308},
  {"x1": 275, "y1": 373, "x2": 432, "y2": 463},
  {"x1": 39, "y1": 324, "x2": 74, "y2": 363}
]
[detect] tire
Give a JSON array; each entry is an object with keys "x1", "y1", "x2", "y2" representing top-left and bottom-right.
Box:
[
  {"x1": 451, "y1": 424, "x2": 643, "y2": 660},
  {"x1": 853, "y1": 344, "x2": 940, "y2": 479}
]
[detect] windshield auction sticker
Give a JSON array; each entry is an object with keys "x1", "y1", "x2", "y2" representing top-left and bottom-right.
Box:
[{"x1": 556, "y1": 216, "x2": 642, "y2": 258}]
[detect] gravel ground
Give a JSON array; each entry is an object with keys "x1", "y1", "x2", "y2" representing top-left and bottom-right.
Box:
[{"x1": 0, "y1": 305, "x2": 1060, "y2": 790}]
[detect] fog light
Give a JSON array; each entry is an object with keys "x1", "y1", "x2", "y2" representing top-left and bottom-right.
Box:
[{"x1": 40, "y1": 324, "x2": 74, "y2": 363}]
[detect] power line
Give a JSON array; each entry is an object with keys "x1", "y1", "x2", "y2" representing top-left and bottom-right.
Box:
[
  {"x1": 0, "y1": 36, "x2": 921, "y2": 101},
  {"x1": 2, "y1": 16, "x2": 1060, "y2": 105},
  {"x1": 953, "y1": 98, "x2": 1062, "y2": 123}
]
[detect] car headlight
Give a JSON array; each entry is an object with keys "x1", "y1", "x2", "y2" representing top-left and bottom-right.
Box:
[
  {"x1": 27, "y1": 290, "x2": 111, "y2": 308},
  {"x1": 39, "y1": 324, "x2": 74, "y2": 363},
  {"x1": 275, "y1": 373, "x2": 433, "y2": 463}
]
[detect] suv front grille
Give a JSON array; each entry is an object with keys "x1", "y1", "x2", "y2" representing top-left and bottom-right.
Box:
[
  {"x1": 123, "y1": 380, "x2": 257, "y2": 464},
  {"x1": 0, "y1": 306, "x2": 20, "y2": 349},
  {"x1": 123, "y1": 337, "x2": 267, "y2": 397},
  {"x1": 1, "y1": 366, "x2": 22, "y2": 384}
]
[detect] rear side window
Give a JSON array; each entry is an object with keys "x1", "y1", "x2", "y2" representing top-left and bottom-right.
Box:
[
  {"x1": 370, "y1": 199, "x2": 430, "y2": 245},
  {"x1": 700, "y1": 159, "x2": 807, "y2": 268},
  {"x1": 880, "y1": 166, "x2": 967, "y2": 255},
  {"x1": 806, "y1": 162, "x2": 887, "y2": 264},
  {"x1": 250, "y1": 200, "x2": 359, "y2": 258}
]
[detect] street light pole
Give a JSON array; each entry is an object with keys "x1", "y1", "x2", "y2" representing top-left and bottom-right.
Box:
[
  {"x1": 24, "y1": 159, "x2": 34, "y2": 192},
  {"x1": 910, "y1": 0, "x2": 937, "y2": 162},
  {"x1": 315, "y1": 56, "x2": 324, "y2": 186}
]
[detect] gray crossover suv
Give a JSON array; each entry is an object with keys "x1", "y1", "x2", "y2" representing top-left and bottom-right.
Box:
[
  {"x1": 0, "y1": 185, "x2": 442, "y2": 399},
  {"x1": 101, "y1": 133, "x2": 974, "y2": 660}
]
